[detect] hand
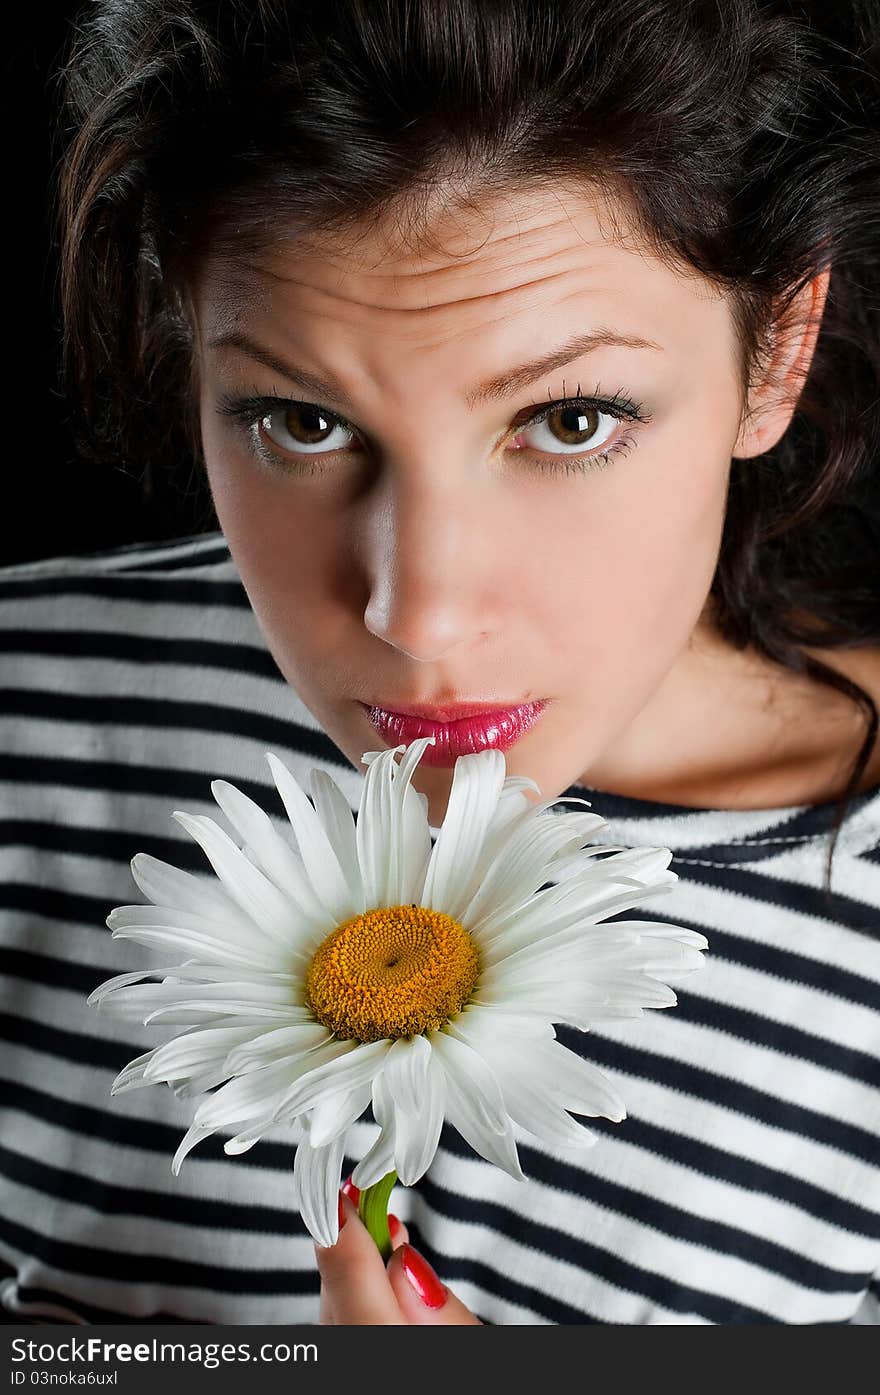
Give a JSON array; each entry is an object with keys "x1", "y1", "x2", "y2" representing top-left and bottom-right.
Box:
[{"x1": 315, "y1": 1188, "x2": 483, "y2": 1325}]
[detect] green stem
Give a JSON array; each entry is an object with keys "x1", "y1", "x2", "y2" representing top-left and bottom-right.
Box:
[{"x1": 358, "y1": 1169, "x2": 397, "y2": 1259}]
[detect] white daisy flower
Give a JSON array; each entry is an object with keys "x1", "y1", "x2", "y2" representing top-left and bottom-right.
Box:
[{"x1": 90, "y1": 737, "x2": 707, "y2": 1248}]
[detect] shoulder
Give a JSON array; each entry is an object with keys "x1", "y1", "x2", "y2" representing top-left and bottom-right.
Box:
[
  {"x1": 0, "y1": 530, "x2": 236, "y2": 591},
  {"x1": 0, "y1": 530, "x2": 250, "y2": 645},
  {"x1": 0, "y1": 530, "x2": 275, "y2": 726}
]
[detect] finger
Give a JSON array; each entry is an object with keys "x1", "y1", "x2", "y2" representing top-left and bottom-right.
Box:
[
  {"x1": 388, "y1": 1213, "x2": 409, "y2": 1250},
  {"x1": 319, "y1": 1205, "x2": 406, "y2": 1322},
  {"x1": 387, "y1": 1244, "x2": 482, "y2": 1325},
  {"x1": 314, "y1": 1192, "x2": 404, "y2": 1325},
  {"x1": 318, "y1": 1280, "x2": 335, "y2": 1325}
]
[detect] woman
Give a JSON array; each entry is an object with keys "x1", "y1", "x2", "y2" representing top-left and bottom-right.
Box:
[{"x1": 0, "y1": 0, "x2": 878, "y2": 1323}]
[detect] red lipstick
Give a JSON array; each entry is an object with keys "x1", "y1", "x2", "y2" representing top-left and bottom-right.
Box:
[{"x1": 360, "y1": 699, "x2": 549, "y2": 766}]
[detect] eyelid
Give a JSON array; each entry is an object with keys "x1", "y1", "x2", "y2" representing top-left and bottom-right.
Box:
[
  {"x1": 515, "y1": 392, "x2": 651, "y2": 430},
  {"x1": 215, "y1": 387, "x2": 652, "y2": 459},
  {"x1": 216, "y1": 391, "x2": 357, "y2": 433},
  {"x1": 220, "y1": 390, "x2": 648, "y2": 427}
]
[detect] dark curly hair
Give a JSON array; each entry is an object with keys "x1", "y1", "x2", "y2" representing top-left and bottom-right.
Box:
[{"x1": 52, "y1": 0, "x2": 880, "y2": 933}]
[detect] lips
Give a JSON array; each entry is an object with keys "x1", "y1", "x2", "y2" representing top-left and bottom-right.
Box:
[{"x1": 360, "y1": 699, "x2": 549, "y2": 766}]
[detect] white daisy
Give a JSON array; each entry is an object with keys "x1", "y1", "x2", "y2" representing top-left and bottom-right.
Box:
[{"x1": 90, "y1": 737, "x2": 706, "y2": 1247}]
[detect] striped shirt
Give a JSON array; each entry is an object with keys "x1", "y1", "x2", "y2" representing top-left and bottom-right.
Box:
[{"x1": 1, "y1": 531, "x2": 878, "y2": 1325}]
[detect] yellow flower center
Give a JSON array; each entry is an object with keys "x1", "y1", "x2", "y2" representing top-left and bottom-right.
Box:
[{"x1": 305, "y1": 904, "x2": 480, "y2": 1043}]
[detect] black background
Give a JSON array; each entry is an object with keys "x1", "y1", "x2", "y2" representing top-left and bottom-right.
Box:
[{"x1": 3, "y1": 9, "x2": 216, "y2": 570}]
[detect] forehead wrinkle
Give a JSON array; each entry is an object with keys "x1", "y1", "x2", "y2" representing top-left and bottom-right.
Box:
[
  {"x1": 254, "y1": 236, "x2": 611, "y2": 294},
  {"x1": 259, "y1": 203, "x2": 574, "y2": 270},
  {"x1": 246, "y1": 265, "x2": 588, "y2": 316}
]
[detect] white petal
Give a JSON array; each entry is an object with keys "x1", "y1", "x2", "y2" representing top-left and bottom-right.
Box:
[
  {"x1": 428, "y1": 1030, "x2": 524, "y2": 1181},
  {"x1": 350, "y1": 1072, "x2": 397, "y2": 1189},
  {"x1": 89, "y1": 967, "x2": 180, "y2": 1009},
  {"x1": 224, "y1": 1022, "x2": 331, "y2": 1074},
  {"x1": 222, "y1": 1115, "x2": 283, "y2": 1155},
  {"x1": 481, "y1": 934, "x2": 705, "y2": 995},
  {"x1": 475, "y1": 861, "x2": 678, "y2": 963},
  {"x1": 471, "y1": 978, "x2": 673, "y2": 1026},
  {"x1": 310, "y1": 768, "x2": 365, "y2": 911},
  {"x1": 198, "y1": 1039, "x2": 356, "y2": 1133},
  {"x1": 478, "y1": 966, "x2": 678, "y2": 1008},
  {"x1": 274, "y1": 1039, "x2": 393, "y2": 1125},
  {"x1": 265, "y1": 752, "x2": 356, "y2": 922},
  {"x1": 387, "y1": 739, "x2": 435, "y2": 904},
  {"x1": 175, "y1": 1065, "x2": 246, "y2": 1098},
  {"x1": 223, "y1": 1106, "x2": 311, "y2": 1157},
  {"x1": 110, "y1": 1048, "x2": 161, "y2": 1095},
  {"x1": 210, "y1": 777, "x2": 335, "y2": 943},
  {"x1": 449, "y1": 1003, "x2": 555, "y2": 1044},
  {"x1": 390, "y1": 1055, "x2": 446, "y2": 1186},
  {"x1": 350, "y1": 1131, "x2": 396, "y2": 1190},
  {"x1": 498, "y1": 1072, "x2": 599, "y2": 1151},
  {"x1": 356, "y1": 746, "x2": 404, "y2": 908},
  {"x1": 101, "y1": 978, "x2": 302, "y2": 1027},
  {"x1": 106, "y1": 927, "x2": 272, "y2": 976},
  {"x1": 308, "y1": 1081, "x2": 372, "y2": 1149},
  {"x1": 429, "y1": 1031, "x2": 510, "y2": 1134},
  {"x1": 440, "y1": 776, "x2": 543, "y2": 915},
  {"x1": 172, "y1": 1123, "x2": 215, "y2": 1174},
  {"x1": 451, "y1": 1016, "x2": 626, "y2": 1122},
  {"x1": 159, "y1": 962, "x2": 297, "y2": 984},
  {"x1": 172, "y1": 811, "x2": 314, "y2": 951},
  {"x1": 440, "y1": 1064, "x2": 524, "y2": 1182},
  {"x1": 191, "y1": 1054, "x2": 319, "y2": 1133},
  {"x1": 142, "y1": 1024, "x2": 259, "y2": 1084},
  {"x1": 479, "y1": 925, "x2": 641, "y2": 979},
  {"x1": 545, "y1": 843, "x2": 630, "y2": 883},
  {"x1": 459, "y1": 806, "x2": 595, "y2": 936},
  {"x1": 130, "y1": 852, "x2": 255, "y2": 931},
  {"x1": 421, "y1": 749, "x2": 507, "y2": 919},
  {"x1": 615, "y1": 919, "x2": 709, "y2": 949},
  {"x1": 292, "y1": 1128, "x2": 348, "y2": 1247},
  {"x1": 382, "y1": 1034, "x2": 432, "y2": 1114},
  {"x1": 535, "y1": 1039, "x2": 628, "y2": 1121},
  {"x1": 107, "y1": 904, "x2": 287, "y2": 969},
  {"x1": 472, "y1": 871, "x2": 611, "y2": 958}
]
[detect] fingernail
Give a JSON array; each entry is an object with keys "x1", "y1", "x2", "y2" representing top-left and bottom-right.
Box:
[
  {"x1": 337, "y1": 1193, "x2": 347, "y2": 1232},
  {"x1": 388, "y1": 1213, "x2": 401, "y2": 1240},
  {"x1": 400, "y1": 1244, "x2": 446, "y2": 1309},
  {"x1": 341, "y1": 1177, "x2": 360, "y2": 1206}
]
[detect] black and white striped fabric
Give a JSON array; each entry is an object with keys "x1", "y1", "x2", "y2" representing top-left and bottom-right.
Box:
[{"x1": 1, "y1": 532, "x2": 878, "y2": 1325}]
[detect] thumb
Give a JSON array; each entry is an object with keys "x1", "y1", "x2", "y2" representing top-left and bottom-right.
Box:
[{"x1": 387, "y1": 1244, "x2": 482, "y2": 1325}]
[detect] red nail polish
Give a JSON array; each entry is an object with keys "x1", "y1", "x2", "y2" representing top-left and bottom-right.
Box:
[
  {"x1": 337, "y1": 1193, "x2": 347, "y2": 1232},
  {"x1": 400, "y1": 1244, "x2": 446, "y2": 1309},
  {"x1": 388, "y1": 1213, "x2": 401, "y2": 1240},
  {"x1": 341, "y1": 1177, "x2": 361, "y2": 1206}
]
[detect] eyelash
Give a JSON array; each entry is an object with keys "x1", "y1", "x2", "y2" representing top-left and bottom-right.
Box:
[{"x1": 215, "y1": 381, "x2": 652, "y2": 479}]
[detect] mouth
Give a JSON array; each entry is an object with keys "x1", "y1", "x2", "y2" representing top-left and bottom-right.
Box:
[{"x1": 358, "y1": 699, "x2": 550, "y2": 766}]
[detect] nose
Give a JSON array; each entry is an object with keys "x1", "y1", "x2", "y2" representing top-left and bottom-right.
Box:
[{"x1": 359, "y1": 464, "x2": 498, "y2": 663}]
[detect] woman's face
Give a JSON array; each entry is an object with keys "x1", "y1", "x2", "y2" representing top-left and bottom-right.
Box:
[{"x1": 192, "y1": 183, "x2": 750, "y2": 825}]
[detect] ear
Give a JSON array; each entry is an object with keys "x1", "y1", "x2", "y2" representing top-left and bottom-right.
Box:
[{"x1": 733, "y1": 266, "x2": 830, "y2": 459}]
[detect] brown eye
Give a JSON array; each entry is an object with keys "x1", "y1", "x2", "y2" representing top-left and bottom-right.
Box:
[
  {"x1": 515, "y1": 403, "x2": 617, "y2": 457},
  {"x1": 258, "y1": 403, "x2": 356, "y2": 455},
  {"x1": 283, "y1": 404, "x2": 334, "y2": 444},
  {"x1": 546, "y1": 404, "x2": 600, "y2": 445}
]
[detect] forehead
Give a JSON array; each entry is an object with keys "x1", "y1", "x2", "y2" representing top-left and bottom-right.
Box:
[{"x1": 191, "y1": 181, "x2": 730, "y2": 362}]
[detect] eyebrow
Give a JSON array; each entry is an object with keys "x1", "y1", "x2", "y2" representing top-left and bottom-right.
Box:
[{"x1": 208, "y1": 328, "x2": 662, "y2": 412}]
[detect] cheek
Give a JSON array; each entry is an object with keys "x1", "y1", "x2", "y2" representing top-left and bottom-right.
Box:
[
  {"x1": 200, "y1": 412, "x2": 345, "y2": 653},
  {"x1": 538, "y1": 413, "x2": 732, "y2": 676}
]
